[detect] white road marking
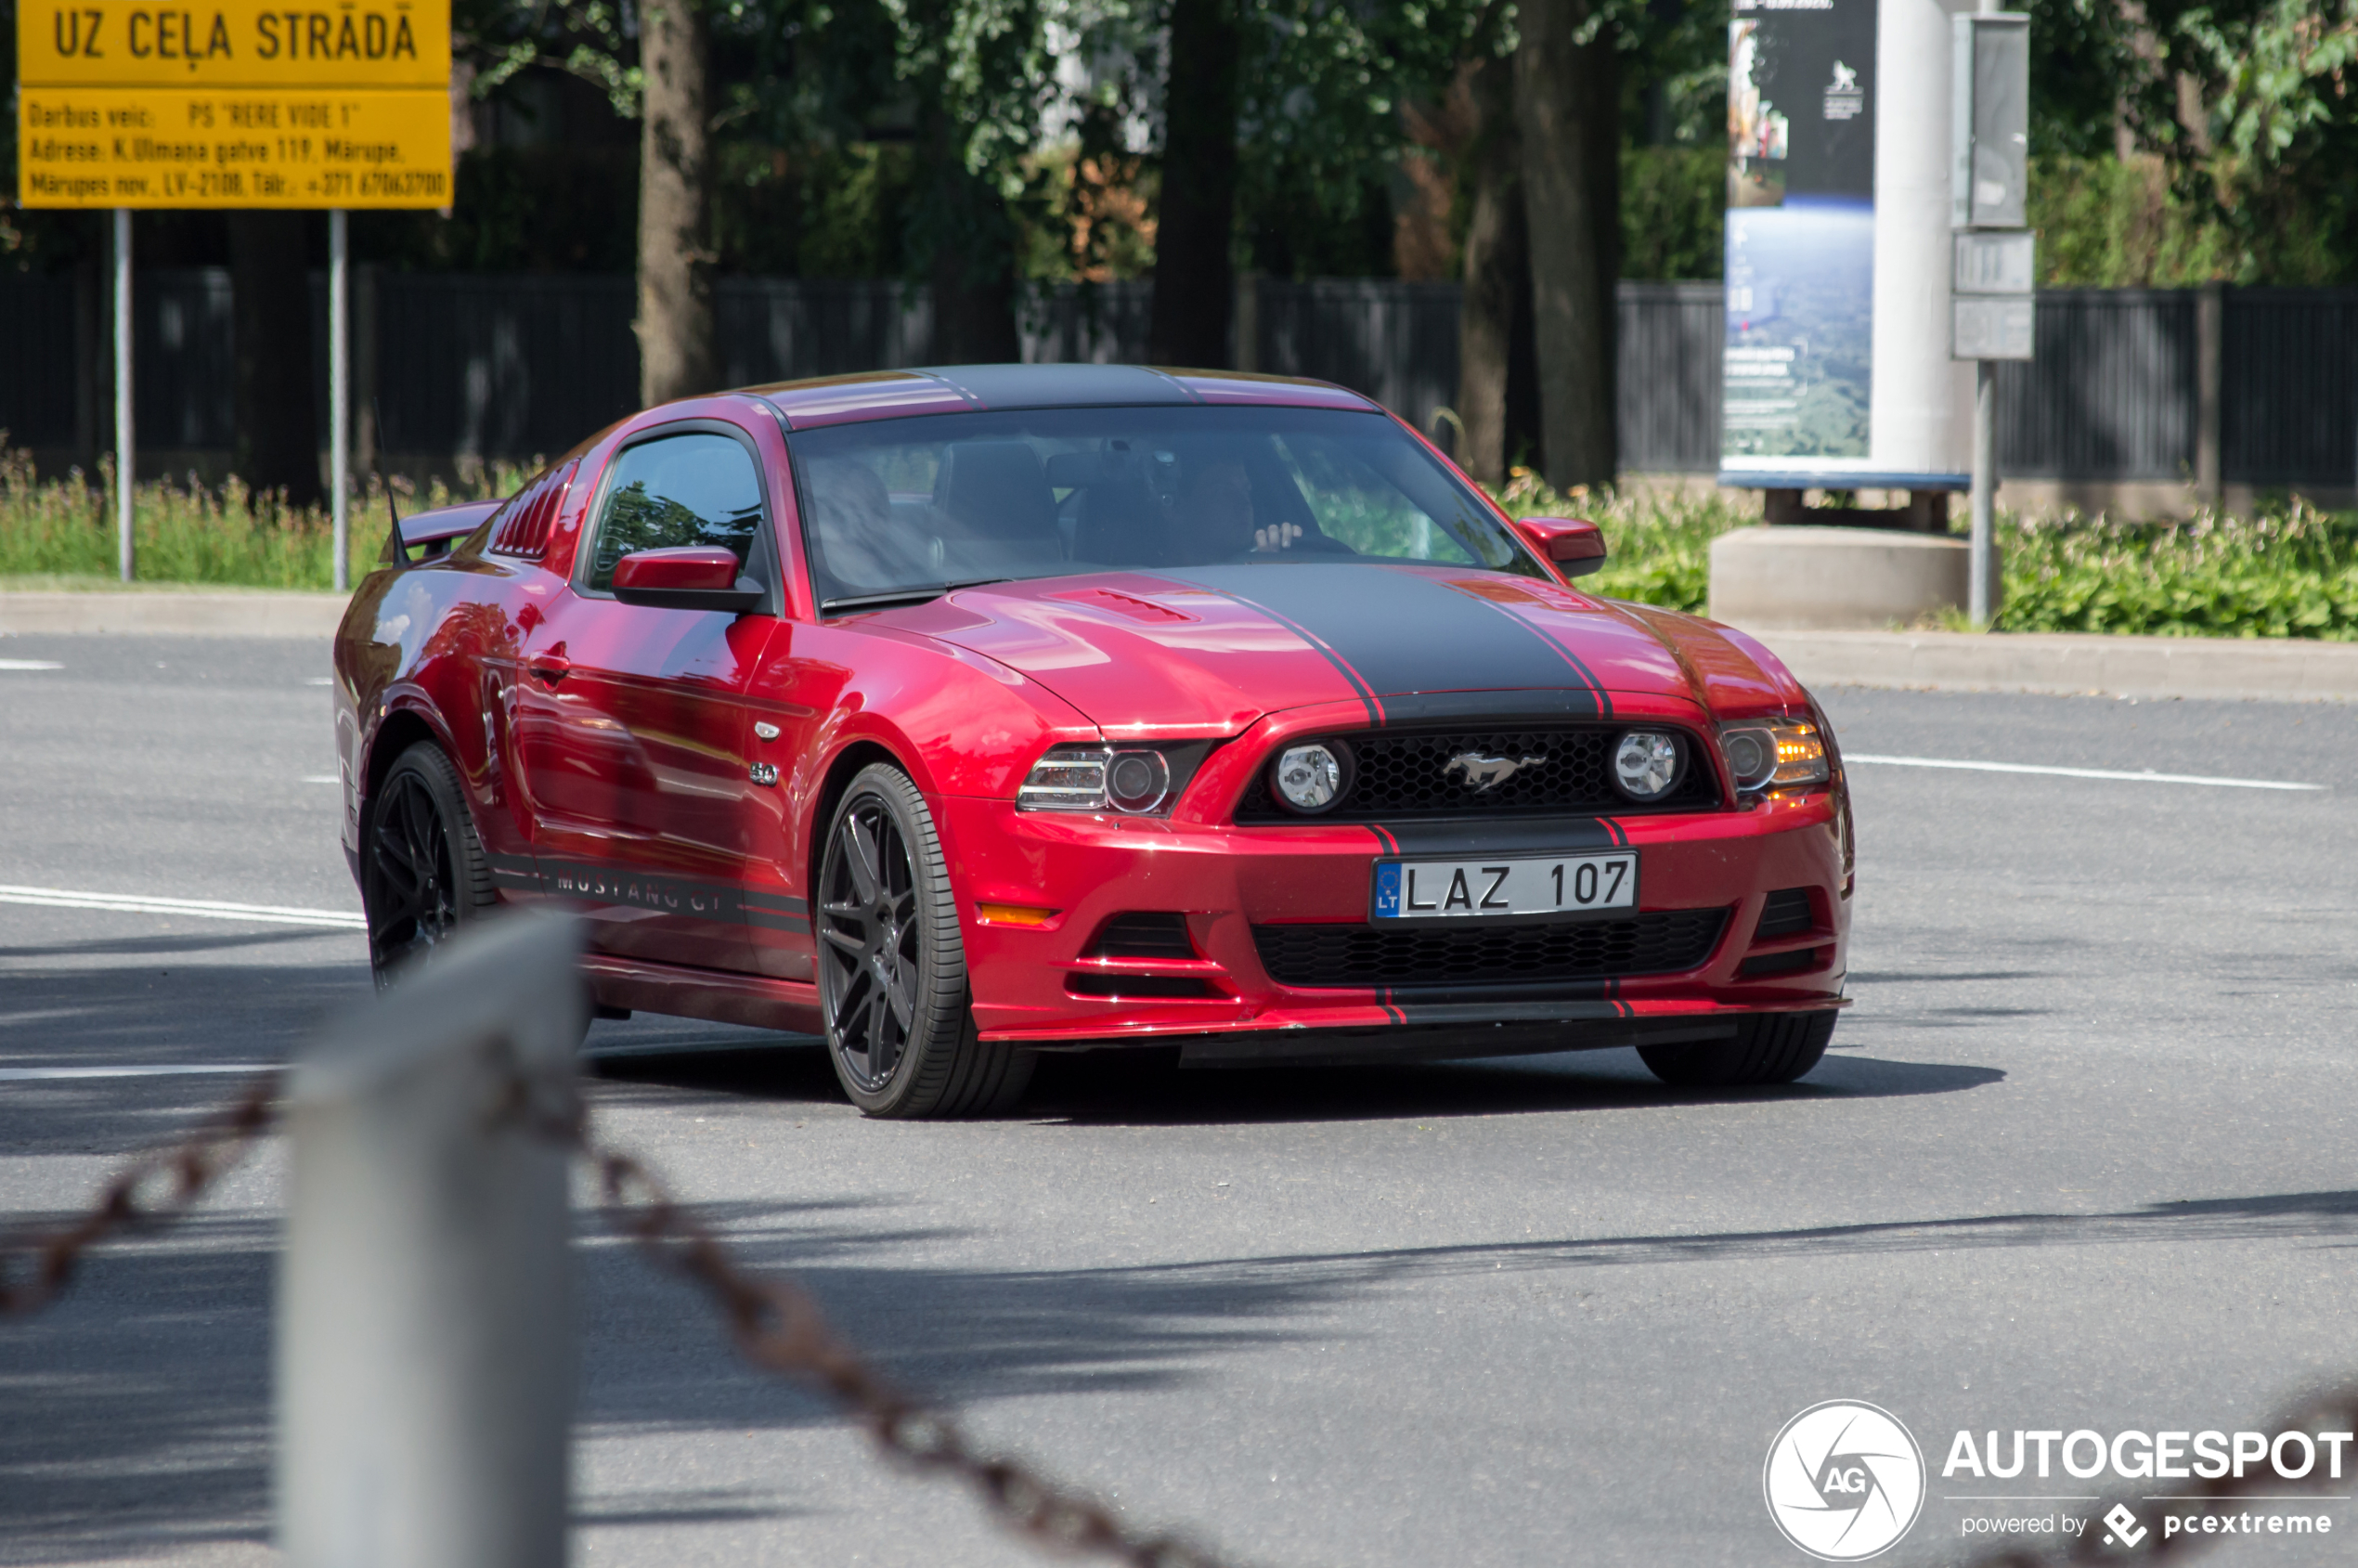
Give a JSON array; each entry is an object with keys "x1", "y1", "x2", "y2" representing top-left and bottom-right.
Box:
[
  {"x1": 0, "y1": 885, "x2": 365, "y2": 928},
  {"x1": 0, "y1": 1063, "x2": 275, "y2": 1082},
  {"x1": 304, "y1": 677, "x2": 333, "y2": 686},
  {"x1": 302, "y1": 775, "x2": 341, "y2": 784},
  {"x1": 0, "y1": 659, "x2": 64, "y2": 671},
  {"x1": 1846, "y1": 753, "x2": 2326, "y2": 791}
]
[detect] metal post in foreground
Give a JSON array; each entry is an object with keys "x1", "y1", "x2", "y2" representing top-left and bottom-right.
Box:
[
  {"x1": 330, "y1": 210, "x2": 351, "y2": 594},
  {"x1": 112, "y1": 208, "x2": 134, "y2": 583},
  {"x1": 279, "y1": 913, "x2": 585, "y2": 1568},
  {"x1": 1969, "y1": 357, "x2": 1994, "y2": 626}
]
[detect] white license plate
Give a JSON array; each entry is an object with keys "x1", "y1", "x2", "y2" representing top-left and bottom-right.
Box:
[{"x1": 1370, "y1": 851, "x2": 1639, "y2": 921}]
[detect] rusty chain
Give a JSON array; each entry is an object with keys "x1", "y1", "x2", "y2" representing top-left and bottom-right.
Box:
[
  {"x1": 0, "y1": 1071, "x2": 281, "y2": 1315},
  {"x1": 3, "y1": 1059, "x2": 1237, "y2": 1568}
]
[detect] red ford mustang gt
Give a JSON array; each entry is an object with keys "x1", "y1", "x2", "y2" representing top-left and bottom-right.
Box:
[{"x1": 333, "y1": 364, "x2": 1852, "y2": 1117}]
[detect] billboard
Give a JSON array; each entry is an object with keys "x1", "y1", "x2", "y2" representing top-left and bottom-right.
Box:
[{"x1": 1722, "y1": 0, "x2": 1878, "y2": 467}]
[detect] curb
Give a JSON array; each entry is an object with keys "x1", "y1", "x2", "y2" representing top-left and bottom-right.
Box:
[
  {"x1": 1747, "y1": 628, "x2": 2358, "y2": 704},
  {"x1": 0, "y1": 590, "x2": 350, "y2": 639}
]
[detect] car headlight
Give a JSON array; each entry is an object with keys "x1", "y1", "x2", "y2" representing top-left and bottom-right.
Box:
[
  {"x1": 1017, "y1": 746, "x2": 1175, "y2": 813},
  {"x1": 1718, "y1": 719, "x2": 1830, "y2": 793},
  {"x1": 1612, "y1": 730, "x2": 1681, "y2": 800},
  {"x1": 1272, "y1": 741, "x2": 1351, "y2": 813}
]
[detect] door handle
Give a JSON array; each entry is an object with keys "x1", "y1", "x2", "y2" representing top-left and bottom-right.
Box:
[{"x1": 527, "y1": 655, "x2": 571, "y2": 685}]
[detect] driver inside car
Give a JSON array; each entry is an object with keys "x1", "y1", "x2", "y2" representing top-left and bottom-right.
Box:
[{"x1": 1169, "y1": 460, "x2": 1305, "y2": 563}]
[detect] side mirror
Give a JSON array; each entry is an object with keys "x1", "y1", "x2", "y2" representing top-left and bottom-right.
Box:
[
  {"x1": 611, "y1": 548, "x2": 762, "y2": 612},
  {"x1": 1511, "y1": 516, "x2": 1609, "y2": 579}
]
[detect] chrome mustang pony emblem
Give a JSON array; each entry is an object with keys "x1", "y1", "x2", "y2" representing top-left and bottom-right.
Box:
[{"x1": 1445, "y1": 751, "x2": 1547, "y2": 792}]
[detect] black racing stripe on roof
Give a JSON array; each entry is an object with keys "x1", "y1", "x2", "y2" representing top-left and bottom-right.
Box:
[
  {"x1": 1161, "y1": 564, "x2": 1606, "y2": 709},
  {"x1": 917, "y1": 364, "x2": 1199, "y2": 408}
]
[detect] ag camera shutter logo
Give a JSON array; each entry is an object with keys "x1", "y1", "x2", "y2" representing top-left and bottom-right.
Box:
[{"x1": 1764, "y1": 1400, "x2": 1926, "y2": 1561}]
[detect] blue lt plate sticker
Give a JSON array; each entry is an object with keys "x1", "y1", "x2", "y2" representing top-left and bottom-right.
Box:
[{"x1": 1373, "y1": 862, "x2": 1405, "y2": 918}]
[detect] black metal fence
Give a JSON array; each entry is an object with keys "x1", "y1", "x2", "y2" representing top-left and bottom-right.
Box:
[{"x1": 4, "y1": 270, "x2": 2352, "y2": 489}]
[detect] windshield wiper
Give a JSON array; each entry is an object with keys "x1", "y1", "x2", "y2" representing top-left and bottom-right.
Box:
[{"x1": 820, "y1": 577, "x2": 1012, "y2": 615}]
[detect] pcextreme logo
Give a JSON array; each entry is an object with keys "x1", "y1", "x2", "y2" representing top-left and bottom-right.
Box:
[{"x1": 1765, "y1": 1400, "x2": 1928, "y2": 1561}]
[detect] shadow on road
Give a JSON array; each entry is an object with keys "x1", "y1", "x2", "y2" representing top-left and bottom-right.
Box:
[
  {"x1": 588, "y1": 1035, "x2": 2005, "y2": 1126},
  {"x1": 13, "y1": 1181, "x2": 2358, "y2": 1562}
]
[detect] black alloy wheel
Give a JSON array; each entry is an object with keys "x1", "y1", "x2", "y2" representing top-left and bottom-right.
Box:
[
  {"x1": 815, "y1": 763, "x2": 1033, "y2": 1118},
  {"x1": 1638, "y1": 1009, "x2": 1836, "y2": 1087},
  {"x1": 361, "y1": 742, "x2": 496, "y2": 987}
]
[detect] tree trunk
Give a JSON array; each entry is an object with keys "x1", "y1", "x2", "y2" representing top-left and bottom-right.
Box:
[
  {"x1": 636, "y1": 0, "x2": 716, "y2": 408},
  {"x1": 1514, "y1": 0, "x2": 1620, "y2": 491},
  {"x1": 1456, "y1": 55, "x2": 1523, "y2": 485},
  {"x1": 228, "y1": 212, "x2": 322, "y2": 511},
  {"x1": 1147, "y1": 0, "x2": 1240, "y2": 367}
]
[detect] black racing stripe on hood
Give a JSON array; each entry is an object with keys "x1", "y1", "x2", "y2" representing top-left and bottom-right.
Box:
[
  {"x1": 1371, "y1": 818, "x2": 1622, "y2": 857},
  {"x1": 1156, "y1": 564, "x2": 1606, "y2": 711}
]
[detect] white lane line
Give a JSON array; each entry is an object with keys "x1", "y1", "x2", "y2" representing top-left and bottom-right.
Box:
[
  {"x1": 0, "y1": 659, "x2": 64, "y2": 671},
  {"x1": 1846, "y1": 753, "x2": 2326, "y2": 791},
  {"x1": 0, "y1": 885, "x2": 365, "y2": 928},
  {"x1": 304, "y1": 677, "x2": 333, "y2": 686},
  {"x1": 0, "y1": 1064, "x2": 276, "y2": 1082},
  {"x1": 301, "y1": 775, "x2": 341, "y2": 784}
]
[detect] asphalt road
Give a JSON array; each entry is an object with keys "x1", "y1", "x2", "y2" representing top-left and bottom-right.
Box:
[{"x1": 2, "y1": 631, "x2": 2354, "y2": 1568}]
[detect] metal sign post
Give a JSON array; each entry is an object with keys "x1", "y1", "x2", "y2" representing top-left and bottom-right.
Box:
[
  {"x1": 330, "y1": 211, "x2": 351, "y2": 593},
  {"x1": 16, "y1": 0, "x2": 452, "y2": 590},
  {"x1": 1949, "y1": 2, "x2": 2032, "y2": 628},
  {"x1": 112, "y1": 208, "x2": 133, "y2": 582}
]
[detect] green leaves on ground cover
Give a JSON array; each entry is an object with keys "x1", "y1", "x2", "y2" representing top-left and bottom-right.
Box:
[
  {"x1": 1488, "y1": 473, "x2": 2358, "y2": 640},
  {"x1": 1995, "y1": 502, "x2": 2358, "y2": 639}
]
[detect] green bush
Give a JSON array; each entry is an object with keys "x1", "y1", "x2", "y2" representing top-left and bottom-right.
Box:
[
  {"x1": 1489, "y1": 472, "x2": 1750, "y2": 613},
  {"x1": 1995, "y1": 503, "x2": 2358, "y2": 639}
]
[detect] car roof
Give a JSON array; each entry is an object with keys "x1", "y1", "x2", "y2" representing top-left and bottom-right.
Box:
[{"x1": 741, "y1": 363, "x2": 1382, "y2": 431}]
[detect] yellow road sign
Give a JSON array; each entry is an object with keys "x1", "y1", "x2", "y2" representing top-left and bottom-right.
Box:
[
  {"x1": 18, "y1": 0, "x2": 448, "y2": 88},
  {"x1": 19, "y1": 86, "x2": 452, "y2": 207}
]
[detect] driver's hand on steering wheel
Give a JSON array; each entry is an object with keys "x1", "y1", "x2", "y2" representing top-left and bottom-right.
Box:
[{"x1": 1253, "y1": 522, "x2": 1303, "y2": 552}]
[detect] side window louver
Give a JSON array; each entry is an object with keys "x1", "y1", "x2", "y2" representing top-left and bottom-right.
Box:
[{"x1": 486, "y1": 460, "x2": 578, "y2": 559}]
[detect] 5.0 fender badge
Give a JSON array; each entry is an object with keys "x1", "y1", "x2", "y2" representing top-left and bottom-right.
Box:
[{"x1": 748, "y1": 762, "x2": 780, "y2": 787}]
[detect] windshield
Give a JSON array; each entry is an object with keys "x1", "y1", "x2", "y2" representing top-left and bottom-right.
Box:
[{"x1": 784, "y1": 405, "x2": 1545, "y2": 611}]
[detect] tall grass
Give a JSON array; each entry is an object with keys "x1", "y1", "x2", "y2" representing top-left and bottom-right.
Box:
[
  {"x1": 7, "y1": 443, "x2": 2355, "y2": 640},
  {"x1": 0, "y1": 447, "x2": 525, "y2": 591}
]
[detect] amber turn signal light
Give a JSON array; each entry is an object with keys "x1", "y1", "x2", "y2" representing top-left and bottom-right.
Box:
[{"x1": 977, "y1": 903, "x2": 1057, "y2": 927}]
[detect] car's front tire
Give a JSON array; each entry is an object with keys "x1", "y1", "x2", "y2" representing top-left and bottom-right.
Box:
[
  {"x1": 815, "y1": 763, "x2": 1034, "y2": 1119},
  {"x1": 360, "y1": 740, "x2": 498, "y2": 988},
  {"x1": 1639, "y1": 1010, "x2": 1835, "y2": 1087}
]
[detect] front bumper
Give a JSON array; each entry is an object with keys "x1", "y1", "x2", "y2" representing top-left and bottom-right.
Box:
[{"x1": 937, "y1": 784, "x2": 1849, "y2": 1056}]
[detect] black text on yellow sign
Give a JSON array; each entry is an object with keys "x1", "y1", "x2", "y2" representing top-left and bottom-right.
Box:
[
  {"x1": 17, "y1": 0, "x2": 448, "y2": 87},
  {"x1": 19, "y1": 88, "x2": 452, "y2": 208}
]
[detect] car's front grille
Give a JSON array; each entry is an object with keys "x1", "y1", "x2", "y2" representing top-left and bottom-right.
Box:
[
  {"x1": 1233, "y1": 725, "x2": 1721, "y2": 821},
  {"x1": 1251, "y1": 908, "x2": 1730, "y2": 990}
]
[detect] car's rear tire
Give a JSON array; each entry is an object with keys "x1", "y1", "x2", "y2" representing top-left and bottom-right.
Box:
[
  {"x1": 361, "y1": 741, "x2": 498, "y2": 988},
  {"x1": 1639, "y1": 1010, "x2": 1835, "y2": 1087},
  {"x1": 815, "y1": 763, "x2": 1034, "y2": 1119}
]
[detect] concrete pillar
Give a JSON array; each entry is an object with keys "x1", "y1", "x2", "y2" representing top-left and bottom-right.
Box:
[
  {"x1": 1867, "y1": 0, "x2": 1976, "y2": 480},
  {"x1": 279, "y1": 913, "x2": 584, "y2": 1568}
]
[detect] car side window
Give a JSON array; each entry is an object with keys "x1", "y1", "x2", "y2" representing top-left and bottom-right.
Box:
[{"x1": 584, "y1": 432, "x2": 766, "y2": 593}]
